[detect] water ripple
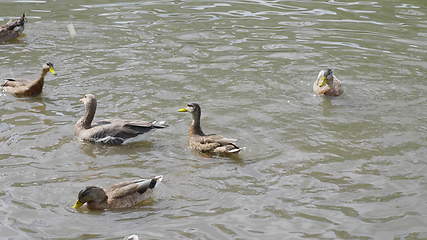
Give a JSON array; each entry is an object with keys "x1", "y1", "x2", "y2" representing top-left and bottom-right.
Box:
[{"x1": 1, "y1": 0, "x2": 427, "y2": 239}]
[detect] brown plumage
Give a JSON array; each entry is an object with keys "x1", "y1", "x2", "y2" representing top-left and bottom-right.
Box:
[
  {"x1": 74, "y1": 94, "x2": 168, "y2": 145},
  {"x1": 178, "y1": 103, "x2": 242, "y2": 154},
  {"x1": 313, "y1": 68, "x2": 343, "y2": 96},
  {"x1": 72, "y1": 176, "x2": 163, "y2": 210},
  {"x1": 2, "y1": 62, "x2": 56, "y2": 97},
  {"x1": 0, "y1": 14, "x2": 26, "y2": 42}
]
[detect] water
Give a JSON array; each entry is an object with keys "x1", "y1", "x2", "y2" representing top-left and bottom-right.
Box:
[{"x1": 1, "y1": 0, "x2": 427, "y2": 239}]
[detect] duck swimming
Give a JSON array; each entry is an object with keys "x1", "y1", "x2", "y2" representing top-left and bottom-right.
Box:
[
  {"x1": 1, "y1": 62, "x2": 56, "y2": 97},
  {"x1": 74, "y1": 94, "x2": 167, "y2": 145},
  {"x1": 0, "y1": 14, "x2": 26, "y2": 42},
  {"x1": 178, "y1": 103, "x2": 242, "y2": 155},
  {"x1": 313, "y1": 68, "x2": 343, "y2": 96},
  {"x1": 72, "y1": 176, "x2": 163, "y2": 210}
]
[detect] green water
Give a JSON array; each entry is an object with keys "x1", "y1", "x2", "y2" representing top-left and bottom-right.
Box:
[{"x1": 1, "y1": 0, "x2": 427, "y2": 239}]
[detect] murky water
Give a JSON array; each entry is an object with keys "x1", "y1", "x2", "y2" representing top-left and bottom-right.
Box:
[{"x1": 1, "y1": 0, "x2": 427, "y2": 239}]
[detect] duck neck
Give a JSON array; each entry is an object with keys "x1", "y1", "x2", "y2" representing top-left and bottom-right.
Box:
[
  {"x1": 190, "y1": 111, "x2": 204, "y2": 136},
  {"x1": 77, "y1": 99, "x2": 96, "y2": 129},
  {"x1": 31, "y1": 69, "x2": 48, "y2": 88}
]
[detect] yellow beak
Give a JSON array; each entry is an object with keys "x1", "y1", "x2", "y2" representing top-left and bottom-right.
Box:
[
  {"x1": 72, "y1": 200, "x2": 84, "y2": 209},
  {"x1": 318, "y1": 76, "x2": 327, "y2": 87},
  {"x1": 178, "y1": 108, "x2": 188, "y2": 112},
  {"x1": 49, "y1": 66, "x2": 57, "y2": 75}
]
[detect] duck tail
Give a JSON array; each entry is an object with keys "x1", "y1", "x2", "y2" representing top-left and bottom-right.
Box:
[
  {"x1": 152, "y1": 120, "x2": 168, "y2": 128},
  {"x1": 227, "y1": 143, "x2": 245, "y2": 153},
  {"x1": 136, "y1": 175, "x2": 163, "y2": 194},
  {"x1": 149, "y1": 175, "x2": 163, "y2": 188},
  {"x1": 2, "y1": 79, "x2": 15, "y2": 87},
  {"x1": 227, "y1": 148, "x2": 241, "y2": 153},
  {"x1": 19, "y1": 13, "x2": 26, "y2": 25},
  {"x1": 7, "y1": 13, "x2": 26, "y2": 32}
]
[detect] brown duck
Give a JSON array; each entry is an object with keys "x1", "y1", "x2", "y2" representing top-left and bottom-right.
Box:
[
  {"x1": 313, "y1": 68, "x2": 343, "y2": 96},
  {"x1": 75, "y1": 94, "x2": 167, "y2": 145},
  {"x1": 2, "y1": 62, "x2": 56, "y2": 97},
  {"x1": 178, "y1": 103, "x2": 242, "y2": 154},
  {"x1": 0, "y1": 14, "x2": 26, "y2": 42},
  {"x1": 72, "y1": 175, "x2": 163, "y2": 210}
]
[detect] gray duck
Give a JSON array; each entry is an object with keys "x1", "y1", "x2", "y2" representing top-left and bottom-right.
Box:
[
  {"x1": 72, "y1": 175, "x2": 163, "y2": 210},
  {"x1": 178, "y1": 103, "x2": 242, "y2": 154},
  {"x1": 313, "y1": 68, "x2": 343, "y2": 96},
  {"x1": 74, "y1": 94, "x2": 167, "y2": 145}
]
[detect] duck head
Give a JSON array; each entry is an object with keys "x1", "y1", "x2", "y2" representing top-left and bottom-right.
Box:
[
  {"x1": 72, "y1": 186, "x2": 107, "y2": 209},
  {"x1": 42, "y1": 62, "x2": 57, "y2": 75},
  {"x1": 79, "y1": 94, "x2": 96, "y2": 105},
  {"x1": 317, "y1": 68, "x2": 334, "y2": 87},
  {"x1": 178, "y1": 103, "x2": 201, "y2": 117}
]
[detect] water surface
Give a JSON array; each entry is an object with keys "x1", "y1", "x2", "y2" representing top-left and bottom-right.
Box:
[{"x1": 1, "y1": 0, "x2": 427, "y2": 239}]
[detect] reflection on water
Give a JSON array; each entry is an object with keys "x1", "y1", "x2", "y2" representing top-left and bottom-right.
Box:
[
  {"x1": 78, "y1": 141, "x2": 155, "y2": 158},
  {"x1": 1, "y1": 0, "x2": 427, "y2": 239}
]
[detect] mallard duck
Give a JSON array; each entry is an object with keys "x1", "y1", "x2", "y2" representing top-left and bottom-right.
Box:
[
  {"x1": 1, "y1": 62, "x2": 56, "y2": 97},
  {"x1": 178, "y1": 103, "x2": 242, "y2": 154},
  {"x1": 0, "y1": 14, "x2": 26, "y2": 42},
  {"x1": 72, "y1": 175, "x2": 163, "y2": 210},
  {"x1": 313, "y1": 68, "x2": 343, "y2": 96},
  {"x1": 75, "y1": 94, "x2": 167, "y2": 145}
]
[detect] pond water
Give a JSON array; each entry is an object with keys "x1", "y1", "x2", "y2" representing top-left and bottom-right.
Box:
[{"x1": 1, "y1": 0, "x2": 427, "y2": 239}]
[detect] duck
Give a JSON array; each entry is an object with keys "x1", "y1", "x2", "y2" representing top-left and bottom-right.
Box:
[
  {"x1": 72, "y1": 175, "x2": 163, "y2": 210},
  {"x1": 313, "y1": 68, "x2": 343, "y2": 96},
  {"x1": 178, "y1": 103, "x2": 242, "y2": 154},
  {"x1": 0, "y1": 14, "x2": 26, "y2": 42},
  {"x1": 1, "y1": 62, "x2": 56, "y2": 97},
  {"x1": 75, "y1": 94, "x2": 167, "y2": 145}
]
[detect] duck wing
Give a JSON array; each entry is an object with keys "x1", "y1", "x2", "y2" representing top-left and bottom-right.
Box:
[
  {"x1": 201, "y1": 134, "x2": 238, "y2": 145},
  {"x1": 107, "y1": 176, "x2": 162, "y2": 199},
  {"x1": 104, "y1": 176, "x2": 162, "y2": 209},
  {"x1": 333, "y1": 77, "x2": 343, "y2": 94},
  {"x1": 2, "y1": 78, "x2": 29, "y2": 88},
  {"x1": 2, "y1": 78, "x2": 37, "y2": 96},
  {"x1": 94, "y1": 119, "x2": 167, "y2": 129},
  {"x1": 0, "y1": 27, "x2": 19, "y2": 41},
  {"x1": 194, "y1": 134, "x2": 241, "y2": 153},
  {"x1": 105, "y1": 176, "x2": 163, "y2": 209},
  {"x1": 84, "y1": 123, "x2": 139, "y2": 145},
  {"x1": 324, "y1": 78, "x2": 343, "y2": 96},
  {"x1": 84, "y1": 119, "x2": 167, "y2": 144}
]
